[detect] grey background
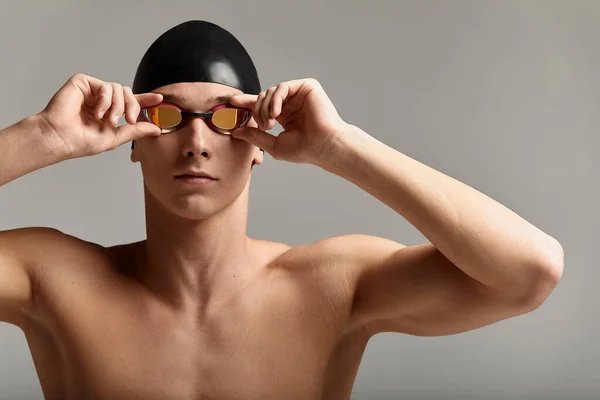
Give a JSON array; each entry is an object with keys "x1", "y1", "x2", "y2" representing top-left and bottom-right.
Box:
[{"x1": 0, "y1": 0, "x2": 597, "y2": 399}]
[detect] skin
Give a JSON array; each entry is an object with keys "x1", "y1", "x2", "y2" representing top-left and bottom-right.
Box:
[{"x1": 0, "y1": 74, "x2": 563, "y2": 399}]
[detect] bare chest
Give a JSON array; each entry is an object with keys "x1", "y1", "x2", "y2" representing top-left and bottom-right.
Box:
[{"x1": 24, "y1": 266, "x2": 362, "y2": 400}]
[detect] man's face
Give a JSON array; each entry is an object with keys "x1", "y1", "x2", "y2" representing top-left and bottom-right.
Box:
[{"x1": 130, "y1": 82, "x2": 263, "y2": 220}]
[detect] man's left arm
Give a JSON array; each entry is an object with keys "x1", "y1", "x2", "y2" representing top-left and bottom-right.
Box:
[{"x1": 313, "y1": 124, "x2": 564, "y2": 333}]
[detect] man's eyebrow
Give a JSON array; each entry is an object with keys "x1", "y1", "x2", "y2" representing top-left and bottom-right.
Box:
[
  {"x1": 209, "y1": 95, "x2": 234, "y2": 105},
  {"x1": 159, "y1": 93, "x2": 187, "y2": 105},
  {"x1": 158, "y1": 93, "x2": 233, "y2": 109}
]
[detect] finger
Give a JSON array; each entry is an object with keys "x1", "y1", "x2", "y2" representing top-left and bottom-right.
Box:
[
  {"x1": 95, "y1": 83, "x2": 113, "y2": 120},
  {"x1": 113, "y1": 122, "x2": 162, "y2": 147},
  {"x1": 123, "y1": 86, "x2": 140, "y2": 125},
  {"x1": 254, "y1": 92, "x2": 266, "y2": 129},
  {"x1": 105, "y1": 83, "x2": 125, "y2": 127},
  {"x1": 79, "y1": 73, "x2": 110, "y2": 96},
  {"x1": 229, "y1": 93, "x2": 258, "y2": 109},
  {"x1": 230, "y1": 79, "x2": 311, "y2": 112},
  {"x1": 232, "y1": 126, "x2": 276, "y2": 154},
  {"x1": 135, "y1": 92, "x2": 163, "y2": 108},
  {"x1": 271, "y1": 83, "x2": 289, "y2": 119},
  {"x1": 261, "y1": 87, "x2": 276, "y2": 130},
  {"x1": 72, "y1": 73, "x2": 109, "y2": 103},
  {"x1": 280, "y1": 78, "x2": 318, "y2": 98}
]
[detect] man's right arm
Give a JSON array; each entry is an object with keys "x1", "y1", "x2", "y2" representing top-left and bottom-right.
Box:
[
  {"x1": 0, "y1": 115, "x2": 72, "y2": 326},
  {"x1": 0, "y1": 74, "x2": 164, "y2": 327}
]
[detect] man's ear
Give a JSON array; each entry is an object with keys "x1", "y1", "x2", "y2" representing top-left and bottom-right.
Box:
[
  {"x1": 252, "y1": 148, "x2": 264, "y2": 168},
  {"x1": 130, "y1": 140, "x2": 140, "y2": 163},
  {"x1": 251, "y1": 150, "x2": 263, "y2": 168}
]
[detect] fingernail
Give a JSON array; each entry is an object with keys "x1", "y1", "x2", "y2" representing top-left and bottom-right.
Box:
[{"x1": 112, "y1": 115, "x2": 119, "y2": 125}]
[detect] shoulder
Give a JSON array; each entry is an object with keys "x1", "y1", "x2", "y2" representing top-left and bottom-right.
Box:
[
  {"x1": 266, "y1": 234, "x2": 406, "y2": 277},
  {"x1": 0, "y1": 226, "x2": 104, "y2": 272},
  {"x1": 0, "y1": 226, "x2": 108, "y2": 325},
  {"x1": 312, "y1": 234, "x2": 407, "y2": 255},
  {"x1": 16, "y1": 227, "x2": 113, "y2": 286},
  {"x1": 266, "y1": 234, "x2": 408, "y2": 316},
  {"x1": 288, "y1": 234, "x2": 407, "y2": 269}
]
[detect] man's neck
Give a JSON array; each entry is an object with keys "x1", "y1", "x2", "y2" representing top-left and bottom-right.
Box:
[{"x1": 137, "y1": 186, "x2": 259, "y2": 315}]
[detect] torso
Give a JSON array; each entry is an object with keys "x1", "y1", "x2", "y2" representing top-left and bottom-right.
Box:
[{"x1": 18, "y1": 237, "x2": 373, "y2": 400}]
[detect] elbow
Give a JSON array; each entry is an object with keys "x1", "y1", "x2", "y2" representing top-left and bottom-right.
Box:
[{"x1": 521, "y1": 239, "x2": 564, "y2": 311}]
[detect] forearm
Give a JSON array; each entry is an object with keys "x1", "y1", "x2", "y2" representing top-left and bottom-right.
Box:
[
  {"x1": 0, "y1": 115, "x2": 70, "y2": 187},
  {"x1": 316, "y1": 124, "x2": 563, "y2": 295}
]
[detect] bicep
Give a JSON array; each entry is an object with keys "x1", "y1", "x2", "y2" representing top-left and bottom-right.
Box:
[
  {"x1": 334, "y1": 235, "x2": 530, "y2": 337},
  {"x1": 0, "y1": 227, "x2": 63, "y2": 325}
]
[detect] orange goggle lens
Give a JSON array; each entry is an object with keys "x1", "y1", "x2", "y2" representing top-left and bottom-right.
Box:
[
  {"x1": 143, "y1": 105, "x2": 250, "y2": 132},
  {"x1": 145, "y1": 105, "x2": 181, "y2": 128},
  {"x1": 212, "y1": 108, "x2": 250, "y2": 130}
]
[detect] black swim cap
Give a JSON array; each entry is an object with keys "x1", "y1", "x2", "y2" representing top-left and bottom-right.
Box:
[
  {"x1": 130, "y1": 20, "x2": 261, "y2": 150},
  {"x1": 132, "y1": 20, "x2": 260, "y2": 95}
]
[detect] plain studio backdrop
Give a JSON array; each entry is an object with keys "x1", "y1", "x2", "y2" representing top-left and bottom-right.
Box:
[{"x1": 0, "y1": 1, "x2": 597, "y2": 399}]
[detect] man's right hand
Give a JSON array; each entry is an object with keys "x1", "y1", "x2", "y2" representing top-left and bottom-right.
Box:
[{"x1": 36, "y1": 73, "x2": 163, "y2": 159}]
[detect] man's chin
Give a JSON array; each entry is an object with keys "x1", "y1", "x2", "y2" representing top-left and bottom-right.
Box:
[{"x1": 169, "y1": 202, "x2": 221, "y2": 221}]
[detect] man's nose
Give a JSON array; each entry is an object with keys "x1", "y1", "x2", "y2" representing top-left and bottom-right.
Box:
[{"x1": 180, "y1": 117, "x2": 214, "y2": 158}]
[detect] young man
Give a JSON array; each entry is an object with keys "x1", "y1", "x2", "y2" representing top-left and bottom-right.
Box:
[{"x1": 0, "y1": 20, "x2": 563, "y2": 400}]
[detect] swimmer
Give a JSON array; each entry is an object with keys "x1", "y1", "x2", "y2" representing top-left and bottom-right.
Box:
[{"x1": 0, "y1": 20, "x2": 563, "y2": 400}]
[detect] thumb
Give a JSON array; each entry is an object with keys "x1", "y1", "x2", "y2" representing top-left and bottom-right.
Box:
[{"x1": 232, "y1": 127, "x2": 276, "y2": 154}]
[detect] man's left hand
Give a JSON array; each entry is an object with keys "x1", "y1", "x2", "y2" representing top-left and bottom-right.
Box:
[{"x1": 229, "y1": 78, "x2": 349, "y2": 165}]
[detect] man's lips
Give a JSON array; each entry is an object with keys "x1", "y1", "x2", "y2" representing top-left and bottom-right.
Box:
[
  {"x1": 174, "y1": 171, "x2": 217, "y2": 180},
  {"x1": 175, "y1": 175, "x2": 218, "y2": 185},
  {"x1": 176, "y1": 175, "x2": 217, "y2": 179}
]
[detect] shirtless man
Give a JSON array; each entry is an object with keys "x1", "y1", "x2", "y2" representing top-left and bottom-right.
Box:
[{"x1": 0, "y1": 20, "x2": 563, "y2": 400}]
